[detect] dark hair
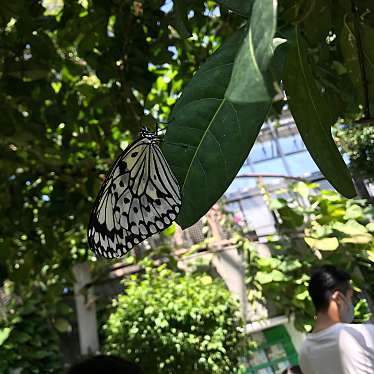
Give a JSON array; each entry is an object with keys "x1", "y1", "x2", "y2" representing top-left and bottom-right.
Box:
[
  {"x1": 67, "y1": 355, "x2": 144, "y2": 374},
  {"x1": 282, "y1": 365, "x2": 303, "y2": 374},
  {"x1": 308, "y1": 265, "x2": 351, "y2": 312}
]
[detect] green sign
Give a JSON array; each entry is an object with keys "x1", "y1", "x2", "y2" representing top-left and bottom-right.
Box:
[{"x1": 244, "y1": 325, "x2": 299, "y2": 373}]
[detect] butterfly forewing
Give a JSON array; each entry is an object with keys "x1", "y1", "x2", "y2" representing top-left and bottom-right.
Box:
[{"x1": 88, "y1": 134, "x2": 181, "y2": 258}]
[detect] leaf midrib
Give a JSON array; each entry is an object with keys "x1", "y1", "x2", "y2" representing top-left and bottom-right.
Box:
[{"x1": 181, "y1": 99, "x2": 225, "y2": 190}]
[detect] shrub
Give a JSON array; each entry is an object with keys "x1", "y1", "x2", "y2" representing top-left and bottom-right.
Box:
[
  {"x1": 0, "y1": 282, "x2": 68, "y2": 373},
  {"x1": 103, "y1": 264, "x2": 246, "y2": 373}
]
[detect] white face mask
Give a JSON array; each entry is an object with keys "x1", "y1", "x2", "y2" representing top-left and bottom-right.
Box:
[{"x1": 338, "y1": 293, "x2": 355, "y2": 323}]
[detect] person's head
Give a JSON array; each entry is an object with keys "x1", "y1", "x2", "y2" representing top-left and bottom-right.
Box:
[
  {"x1": 67, "y1": 355, "x2": 144, "y2": 374},
  {"x1": 308, "y1": 265, "x2": 354, "y2": 323},
  {"x1": 282, "y1": 365, "x2": 303, "y2": 374}
]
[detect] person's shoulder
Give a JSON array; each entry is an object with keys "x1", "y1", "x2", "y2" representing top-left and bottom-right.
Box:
[
  {"x1": 298, "y1": 341, "x2": 309, "y2": 367},
  {"x1": 338, "y1": 323, "x2": 374, "y2": 350},
  {"x1": 299, "y1": 339, "x2": 308, "y2": 354},
  {"x1": 341, "y1": 322, "x2": 374, "y2": 334},
  {"x1": 299, "y1": 332, "x2": 317, "y2": 355}
]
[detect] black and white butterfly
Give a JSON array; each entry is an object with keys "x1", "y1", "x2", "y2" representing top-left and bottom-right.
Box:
[{"x1": 87, "y1": 128, "x2": 181, "y2": 258}]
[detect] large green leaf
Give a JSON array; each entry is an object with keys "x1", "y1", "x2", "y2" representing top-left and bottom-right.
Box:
[
  {"x1": 225, "y1": 0, "x2": 277, "y2": 104},
  {"x1": 163, "y1": 29, "x2": 272, "y2": 228},
  {"x1": 284, "y1": 27, "x2": 356, "y2": 198}
]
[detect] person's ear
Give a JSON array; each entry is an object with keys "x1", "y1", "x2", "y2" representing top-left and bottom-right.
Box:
[
  {"x1": 331, "y1": 290, "x2": 340, "y2": 302},
  {"x1": 331, "y1": 291, "x2": 344, "y2": 305}
]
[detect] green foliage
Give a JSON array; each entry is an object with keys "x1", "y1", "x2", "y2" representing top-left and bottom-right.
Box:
[
  {"x1": 1, "y1": 0, "x2": 374, "y2": 366},
  {"x1": 251, "y1": 183, "x2": 374, "y2": 331},
  {"x1": 103, "y1": 264, "x2": 246, "y2": 373},
  {"x1": 163, "y1": 27, "x2": 271, "y2": 228},
  {"x1": 166, "y1": 0, "x2": 374, "y2": 228},
  {"x1": 0, "y1": 0, "x2": 235, "y2": 284},
  {"x1": 0, "y1": 281, "x2": 71, "y2": 373},
  {"x1": 164, "y1": 0, "x2": 280, "y2": 229},
  {"x1": 0, "y1": 1, "x2": 238, "y2": 367},
  {"x1": 337, "y1": 125, "x2": 374, "y2": 182},
  {"x1": 1, "y1": 0, "x2": 373, "y2": 268}
]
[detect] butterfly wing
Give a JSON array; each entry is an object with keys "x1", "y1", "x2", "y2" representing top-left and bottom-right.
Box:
[{"x1": 88, "y1": 137, "x2": 181, "y2": 258}]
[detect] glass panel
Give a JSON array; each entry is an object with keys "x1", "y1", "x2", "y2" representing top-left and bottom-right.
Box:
[
  {"x1": 316, "y1": 179, "x2": 335, "y2": 191},
  {"x1": 252, "y1": 158, "x2": 288, "y2": 176},
  {"x1": 248, "y1": 140, "x2": 277, "y2": 163},
  {"x1": 240, "y1": 196, "x2": 275, "y2": 236},
  {"x1": 278, "y1": 134, "x2": 305, "y2": 154},
  {"x1": 224, "y1": 202, "x2": 240, "y2": 213},
  {"x1": 225, "y1": 177, "x2": 257, "y2": 195},
  {"x1": 286, "y1": 152, "x2": 319, "y2": 176}
]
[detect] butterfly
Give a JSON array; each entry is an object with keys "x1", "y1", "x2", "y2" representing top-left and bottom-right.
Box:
[{"x1": 87, "y1": 127, "x2": 182, "y2": 258}]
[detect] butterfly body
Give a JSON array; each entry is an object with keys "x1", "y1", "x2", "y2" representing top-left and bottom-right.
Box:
[{"x1": 88, "y1": 129, "x2": 181, "y2": 258}]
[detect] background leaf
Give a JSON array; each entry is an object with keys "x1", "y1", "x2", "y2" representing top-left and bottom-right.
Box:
[
  {"x1": 340, "y1": 15, "x2": 374, "y2": 116},
  {"x1": 304, "y1": 237, "x2": 339, "y2": 251},
  {"x1": 284, "y1": 27, "x2": 356, "y2": 198},
  {"x1": 54, "y1": 318, "x2": 72, "y2": 333},
  {"x1": 172, "y1": 0, "x2": 192, "y2": 39},
  {"x1": 0, "y1": 328, "x2": 12, "y2": 346}
]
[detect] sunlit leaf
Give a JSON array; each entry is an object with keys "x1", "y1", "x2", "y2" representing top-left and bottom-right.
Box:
[
  {"x1": 305, "y1": 237, "x2": 339, "y2": 251},
  {"x1": 343, "y1": 204, "x2": 364, "y2": 220},
  {"x1": 0, "y1": 328, "x2": 12, "y2": 346},
  {"x1": 333, "y1": 220, "x2": 368, "y2": 236},
  {"x1": 341, "y1": 234, "x2": 373, "y2": 244}
]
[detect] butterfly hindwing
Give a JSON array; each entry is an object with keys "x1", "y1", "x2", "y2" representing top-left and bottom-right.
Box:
[{"x1": 88, "y1": 132, "x2": 181, "y2": 258}]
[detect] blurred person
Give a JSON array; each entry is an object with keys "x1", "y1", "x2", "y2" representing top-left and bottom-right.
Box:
[
  {"x1": 282, "y1": 365, "x2": 303, "y2": 374},
  {"x1": 67, "y1": 354, "x2": 144, "y2": 374},
  {"x1": 299, "y1": 265, "x2": 374, "y2": 374}
]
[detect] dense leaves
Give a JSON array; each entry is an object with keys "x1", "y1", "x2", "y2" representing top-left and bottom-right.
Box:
[
  {"x1": 250, "y1": 183, "x2": 374, "y2": 331},
  {"x1": 0, "y1": 281, "x2": 71, "y2": 373},
  {"x1": 1, "y1": 0, "x2": 374, "y2": 367},
  {"x1": 0, "y1": 1, "x2": 236, "y2": 368},
  {"x1": 0, "y1": 0, "x2": 234, "y2": 282},
  {"x1": 103, "y1": 263, "x2": 246, "y2": 373},
  {"x1": 337, "y1": 125, "x2": 374, "y2": 183}
]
